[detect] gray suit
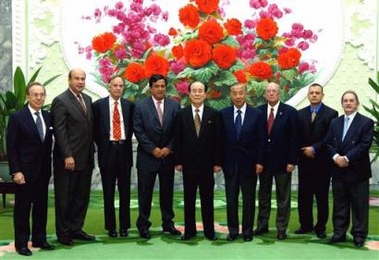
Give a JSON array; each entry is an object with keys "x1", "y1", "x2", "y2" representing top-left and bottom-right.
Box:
[
  {"x1": 51, "y1": 89, "x2": 94, "y2": 238},
  {"x1": 133, "y1": 96, "x2": 180, "y2": 231}
]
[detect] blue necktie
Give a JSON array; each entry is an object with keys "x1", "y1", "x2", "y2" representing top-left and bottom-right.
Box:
[
  {"x1": 235, "y1": 109, "x2": 242, "y2": 139},
  {"x1": 342, "y1": 116, "x2": 349, "y2": 141},
  {"x1": 35, "y1": 111, "x2": 44, "y2": 141}
]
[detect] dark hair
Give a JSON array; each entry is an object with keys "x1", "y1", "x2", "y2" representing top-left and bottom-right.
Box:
[
  {"x1": 149, "y1": 74, "x2": 167, "y2": 87},
  {"x1": 26, "y1": 81, "x2": 45, "y2": 95},
  {"x1": 341, "y1": 90, "x2": 360, "y2": 104},
  {"x1": 309, "y1": 83, "x2": 323, "y2": 89},
  {"x1": 188, "y1": 81, "x2": 208, "y2": 93}
]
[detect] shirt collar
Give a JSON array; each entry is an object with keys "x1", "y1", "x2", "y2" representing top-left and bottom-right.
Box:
[
  {"x1": 234, "y1": 103, "x2": 246, "y2": 114},
  {"x1": 310, "y1": 103, "x2": 323, "y2": 113}
]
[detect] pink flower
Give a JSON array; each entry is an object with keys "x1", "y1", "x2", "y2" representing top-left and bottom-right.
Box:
[
  {"x1": 249, "y1": 0, "x2": 268, "y2": 9},
  {"x1": 244, "y1": 19, "x2": 256, "y2": 29},
  {"x1": 297, "y1": 41, "x2": 309, "y2": 51},
  {"x1": 153, "y1": 33, "x2": 170, "y2": 47},
  {"x1": 175, "y1": 81, "x2": 190, "y2": 95},
  {"x1": 171, "y1": 61, "x2": 186, "y2": 75}
]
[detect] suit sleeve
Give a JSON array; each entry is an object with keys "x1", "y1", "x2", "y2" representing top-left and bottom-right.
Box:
[
  {"x1": 288, "y1": 108, "x2": 299, "y2": 165},
  {"x1": 133, "y1": 103, "x2": 157, "y2": 154},
  {"x1": 6, "y1": 115, "x2": 21, "y2": 175}
]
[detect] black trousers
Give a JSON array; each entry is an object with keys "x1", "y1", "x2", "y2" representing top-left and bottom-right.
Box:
[{"x1": 100, "y1": 143, "x2": 131, "y2": 231}]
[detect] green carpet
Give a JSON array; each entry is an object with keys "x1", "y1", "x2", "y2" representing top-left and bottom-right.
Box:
[{"x1": 1, "y1": 191, "x2": 378, "y2": 259}]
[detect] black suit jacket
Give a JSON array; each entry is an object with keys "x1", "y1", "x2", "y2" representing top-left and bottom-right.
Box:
[
  {"x1": 325, "y1": 112, "x2": 374, "y2": 183},
  {"x1": 93, "y1": 97, "x2": 134, "y2": 170},
  {"x1": 133, "y1": 96, "x2": 180, "y2": 172},
  {"x1": 51, "y1": 89, "x2": 94, "y2": 171},
  {"x1": 297, "y1": 104, "x2": 338, "y2": 173},
  {"x1": 174, "y1": 105, "x2": 222, "y2": 172},
  {"x1": 257, "y1": 102, "x2": 298, "y2": 173},
  {"x1": 7, "y1": 106, "x2": 53, "y2": 183},
  {"x1": 220, "y1": 105, "x2": 265, "y2": 176}
]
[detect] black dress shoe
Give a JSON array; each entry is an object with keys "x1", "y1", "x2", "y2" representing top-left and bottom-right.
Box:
[
  {"x1": 58, "y1": 236, "x2": 74, "y2": 246},
  {"x1": 163, "y1": 226, "x2": 181, "y2": 235},
  {"x1": 71, "y1": 231, "x2": 95, "y2": 241},
  {"x1": 32, "y1": 241, "x2": 55, "y2": 250},
  {"x1": 181, "y1": 234, "x2": 196, "y2": 240},
  {"x1": 253, "y1": 227, "x2": 269, "y2": 235},
  {"x1": 139, "y1": 229, "x2": 151, "y2": 239},
  {"x1": 353, "y1": 237, "x2": 365, "y2": 247},
  {"x1": 17, "y1": 247, "x2": 32, "y2": 256},
  {"x1": 243, "y1": 234, "x2": 253, "y2": 242},
  {"x1": 316, "y1": 231, "x2": 327, "y2": 239},
  {"x1": 226, "y1": 233, "x2": 238, "y2": 241},
  {"x1": 329, "y1": 234, "x2": 346, "y2": 244},
  {"x1": 294, "y1": 227, "x2": 313, "y2": 234},
  {"x1": 119, "y1": 229, "x2": 128, "y2": 237},
  {"x1": 277, "y1": 231, "x2": 287, "y2": 240},
  {"x1": 108, "y1": 230, "x2": 118, "y2": 238},
  {"x1": 205, "y1": 235, "x2": 218, "y2": 241}
]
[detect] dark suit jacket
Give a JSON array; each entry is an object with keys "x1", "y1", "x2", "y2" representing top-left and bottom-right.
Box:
[
  {"x1": 257, "y1": 102, "x2": 298, "y2": 173},
  {"x1": 220, "y1": 105, "x2": 265, "y2": 176},
  {"x1": 325, "y1": 112, "x2": 374, "y2": 183},
  {"x1": 93, "y1": 97, "x2": 134, "y2": 170},
  {"x1": 297, "y1": 104, "x2": 338, "y2": 173},
  {"x1": 51, "y1": 89, "x2": 94, "y2": 170},
  {"x1": 7, "y1": 106, "x2": 53, "y2": 183},
  {"x1": 133, "y1": 96, "x2": 180, "y2": 172},
  {"x1": 174, "y1": 105, "x2": 222, "y2": 172}
]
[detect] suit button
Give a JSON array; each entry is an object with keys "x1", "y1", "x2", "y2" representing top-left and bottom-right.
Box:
[{"x1": 268, "y1": 139, "x2": 271, "y2": 142}]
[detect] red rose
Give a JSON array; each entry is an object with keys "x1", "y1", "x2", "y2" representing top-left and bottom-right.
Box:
[
  {"x1": 233, "y1": 70, "x2": 248, "y2": 83},
  {"x1": 248, "y1": 61, "x2": 273, "y2": 80},
  {"x1": 212, "y1": 44, "x2": 236, "y2": 69},
  {"x1": 145, "y1": 54, "x2": 170, "y2": 78},
  {"x1": 92, "y1": 32, "x2": 117, "y2": 53},
  {"x1": 195, "y1": 0, "x2": 219, "y2": 14},
  {"x1": 168, "y1": 27, "x2": 178, "y2": 36},
  {"x1": 256, "y1": 18, "x2": 278, "y2": 41},
  {"x1": 123, "y1": 63, "x2": 145, "y2": 83},
  {"x1": 179, "y1": 4, "x2": 200, "y2": 28},
  {"x1": 183, "y1": 39, "x2": 212, "y2": 67},
  {"x1": 224, "y1": 18, "x2": 242, "y2": 36},
  {"x1": 172, "y1": 45, "x2": 184, "y2": 60},
  {"x1": 198, "y1": 19, "x2": 224, "y2": 45},
  {"x1": 278, "y1": 48, "x2": 301, "y2": 69}
]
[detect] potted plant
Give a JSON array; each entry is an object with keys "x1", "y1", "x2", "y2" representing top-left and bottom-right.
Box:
[
  {"x1": 0, "y1": 66, "x2": 60, "y2": 181},
  {"x1": 362, "y1": 71, "x2": 379, "y2": 162}
]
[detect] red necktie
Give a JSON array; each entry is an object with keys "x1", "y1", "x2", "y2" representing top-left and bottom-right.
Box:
[
  {"x1": 267, "y1": 107, "x2": 274, "y2": 135},
  {"x1": 113, "y1": 101, "x2": 121, "y2": 141}
]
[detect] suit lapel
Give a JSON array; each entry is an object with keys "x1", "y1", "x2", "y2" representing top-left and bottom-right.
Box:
[
  {"x1": 342, "y1": 113, "x2": 360, "y2": 143},
  {"x1": 67, "y1": 90, "x2": 87, "y2": 118},
  {"x1": 148, "y1": 97, "x2": 161, "y2": 126},
  {"x1": 227, "y1": 107, "x2": 237, "y2": 138},
  {"x1": 23, "y1": 107, "x2": 43, "y2": 141},
  {"x1": 103, "y1": 99, "x2": 111, "y2": 134}
]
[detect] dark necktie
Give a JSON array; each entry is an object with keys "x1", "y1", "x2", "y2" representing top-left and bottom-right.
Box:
[
  {"x1": 35, "y1": 111, "x2": 44, "y2": 141},
  {"x1": 235, "y1": 109, "x2": 242, "y2": 139},
  {"x1": 194, "y1": 109, "x2": 201, "y2": 137},
  {"x1": 267, "y1": 107, "x2": 274, "y2": 135},
  {"x1": 156, "y1": 100, "x2": 163, "y2": 126},
  {"x1": 77, "y1": 94, "x2": 87, "y2": 116},
  {"x1": 113, "y1": 101, "x2": 121, "y2": 141}
]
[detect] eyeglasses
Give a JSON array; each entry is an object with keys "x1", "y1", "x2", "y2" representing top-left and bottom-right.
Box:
[
  {"x1": 28, "y1": 93, "x2": 46, "y2": 98},
  {"x1": 265, "y1": 89, "x2": 278, "y2": 94}
]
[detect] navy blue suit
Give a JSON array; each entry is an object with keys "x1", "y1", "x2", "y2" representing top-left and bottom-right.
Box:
[
  {"x1": 7, "y1": 106, "x2": 53, "y2": 250},
  {"x1": 256, "y1": 102, "x2": 298, "y2": 232},
  {"x1": 220, "y1": 105, "x2": 265, "y2": 236},
  {"x1": 133, "y1": 96, "x2": 180, "y2": 231},
  {"x1": 325, "y1": 112, "x2": 373, "y2": 239},
  {"x1": 93, "y1": 97, "x2": 134, "y2": 233}
]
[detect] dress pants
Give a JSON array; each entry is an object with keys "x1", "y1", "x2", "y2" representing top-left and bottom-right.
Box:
[
  {"x1": 332, "y1": 179, "x2": 369, "y2": 239},
  {"x1": 256, "y1": 170, "x2": 291, "y2": 232},
  {"x1": 182, "y1": 169, "x2": 215, "y2": 237},
  {"x1": 136, "y1": 162, "x2": 175, "y2": 231},
  {"x1": 101, "y1": 143, "x2": 131, "y2": 232},
  {"x1": 224, "y1": 167, "x2": 257, "y2": 235}
]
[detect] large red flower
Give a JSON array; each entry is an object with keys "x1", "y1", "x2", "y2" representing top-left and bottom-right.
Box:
[
  {"x1": 224, "y1": 18, "x2": 242, "y2": 36},
  {"x1": 92, "y1": 32, "x2": 116, "y2": 53},
  {"x1": 256, "y1": 18, "x2": 278, "y2": 41},
  {"x1": 198, "y1": 19, "x2": 224, "y2": 45},
  {"x1": 179, "y1": 4, "x2": 200, "y2": 28},
  {"x1": 278, "y1": 48, "x2": 302, "y2": 69},
  {"x1": 172, "y1": 45, "x2": 184, "y2": 60},
  {"x1": 183, "y1": 39, "x2": 212, "y2": 67},
  {"x1": 145, "y1": 54, "x2": 170, "y2": 78},
  {"x1": 233, "y1": 70, "x2": 248, "y2": 83},
  {"x1": 195, "y1": 0, "x2": 219, "y2": 14},
  {"x1": 212, "y1": 44, "x2": 237, "y2": 69},
  {"x1": 123, "y1": 63, "x2": 145, "y2": 83},
  {"x1": 248, "y1": 61, "x2": 273, "y2": 80}
]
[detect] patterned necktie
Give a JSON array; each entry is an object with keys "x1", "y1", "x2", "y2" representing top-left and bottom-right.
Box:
[
  {"x1": 156, "y1": 100, "x2": 163, "y2": 126},
  {"x1": 267, "y1": 107, "x2": 274, "y2": 135},
  {"x1": 194, "y1": 108, "x2": 201, "y2": 137},
  {"x1": 77, "y1": 94, "x2": 87, "y2": 116},
  {"x1": 342, "y1": 116, "x2": 349, "y2": 141},
  {"x1": 311, "y1": 110, "x2": 316, "y2": 122},
  {"x1": 113, "y1": 101, "x2": 121, "y2": 141},
  {"x1": 235, "y1": 109, "x2": 242, "y2": 139},
  {"x1": 35, "y1": 111, "x2": 44, "y2": 141}
]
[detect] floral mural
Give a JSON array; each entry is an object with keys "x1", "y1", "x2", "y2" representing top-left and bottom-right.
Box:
[{"x1": 78, "y1": 0, "x2": 318, "y2": 109}]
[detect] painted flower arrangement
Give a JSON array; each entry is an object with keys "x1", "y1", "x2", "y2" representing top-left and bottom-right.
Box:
[{"x1": 80, "y1": 0, "x2": 318, "y2": 109}]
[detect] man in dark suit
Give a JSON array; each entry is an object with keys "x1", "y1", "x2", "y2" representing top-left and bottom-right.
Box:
[
  {"x1": 93, "y1": 75, "x2": 134, "y2": 238},
  {"x1": 254, "y1": 82, "x2": 298, "y2": 240},
  {"x1": 325, "y1": 90, "x2": 373, "y2": 247},
  {"x1": 51, "y1": 68, "x2": 95, "y2": 246},
  {"x1": 7, "y1": 82, "x2": 55, "y2": 256},
  {"x1": 220, "y1": 83, "x2": 265, "y2": 242},
  {"x1": 174, "y1": 81, "x2": 222, "y2": 241},
  {"x1": 296, "y1": 83, "x2": 338, "y2": 238},
  {"x1": 133, "y1": 74, "x2": 181, "y2": 239}
]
